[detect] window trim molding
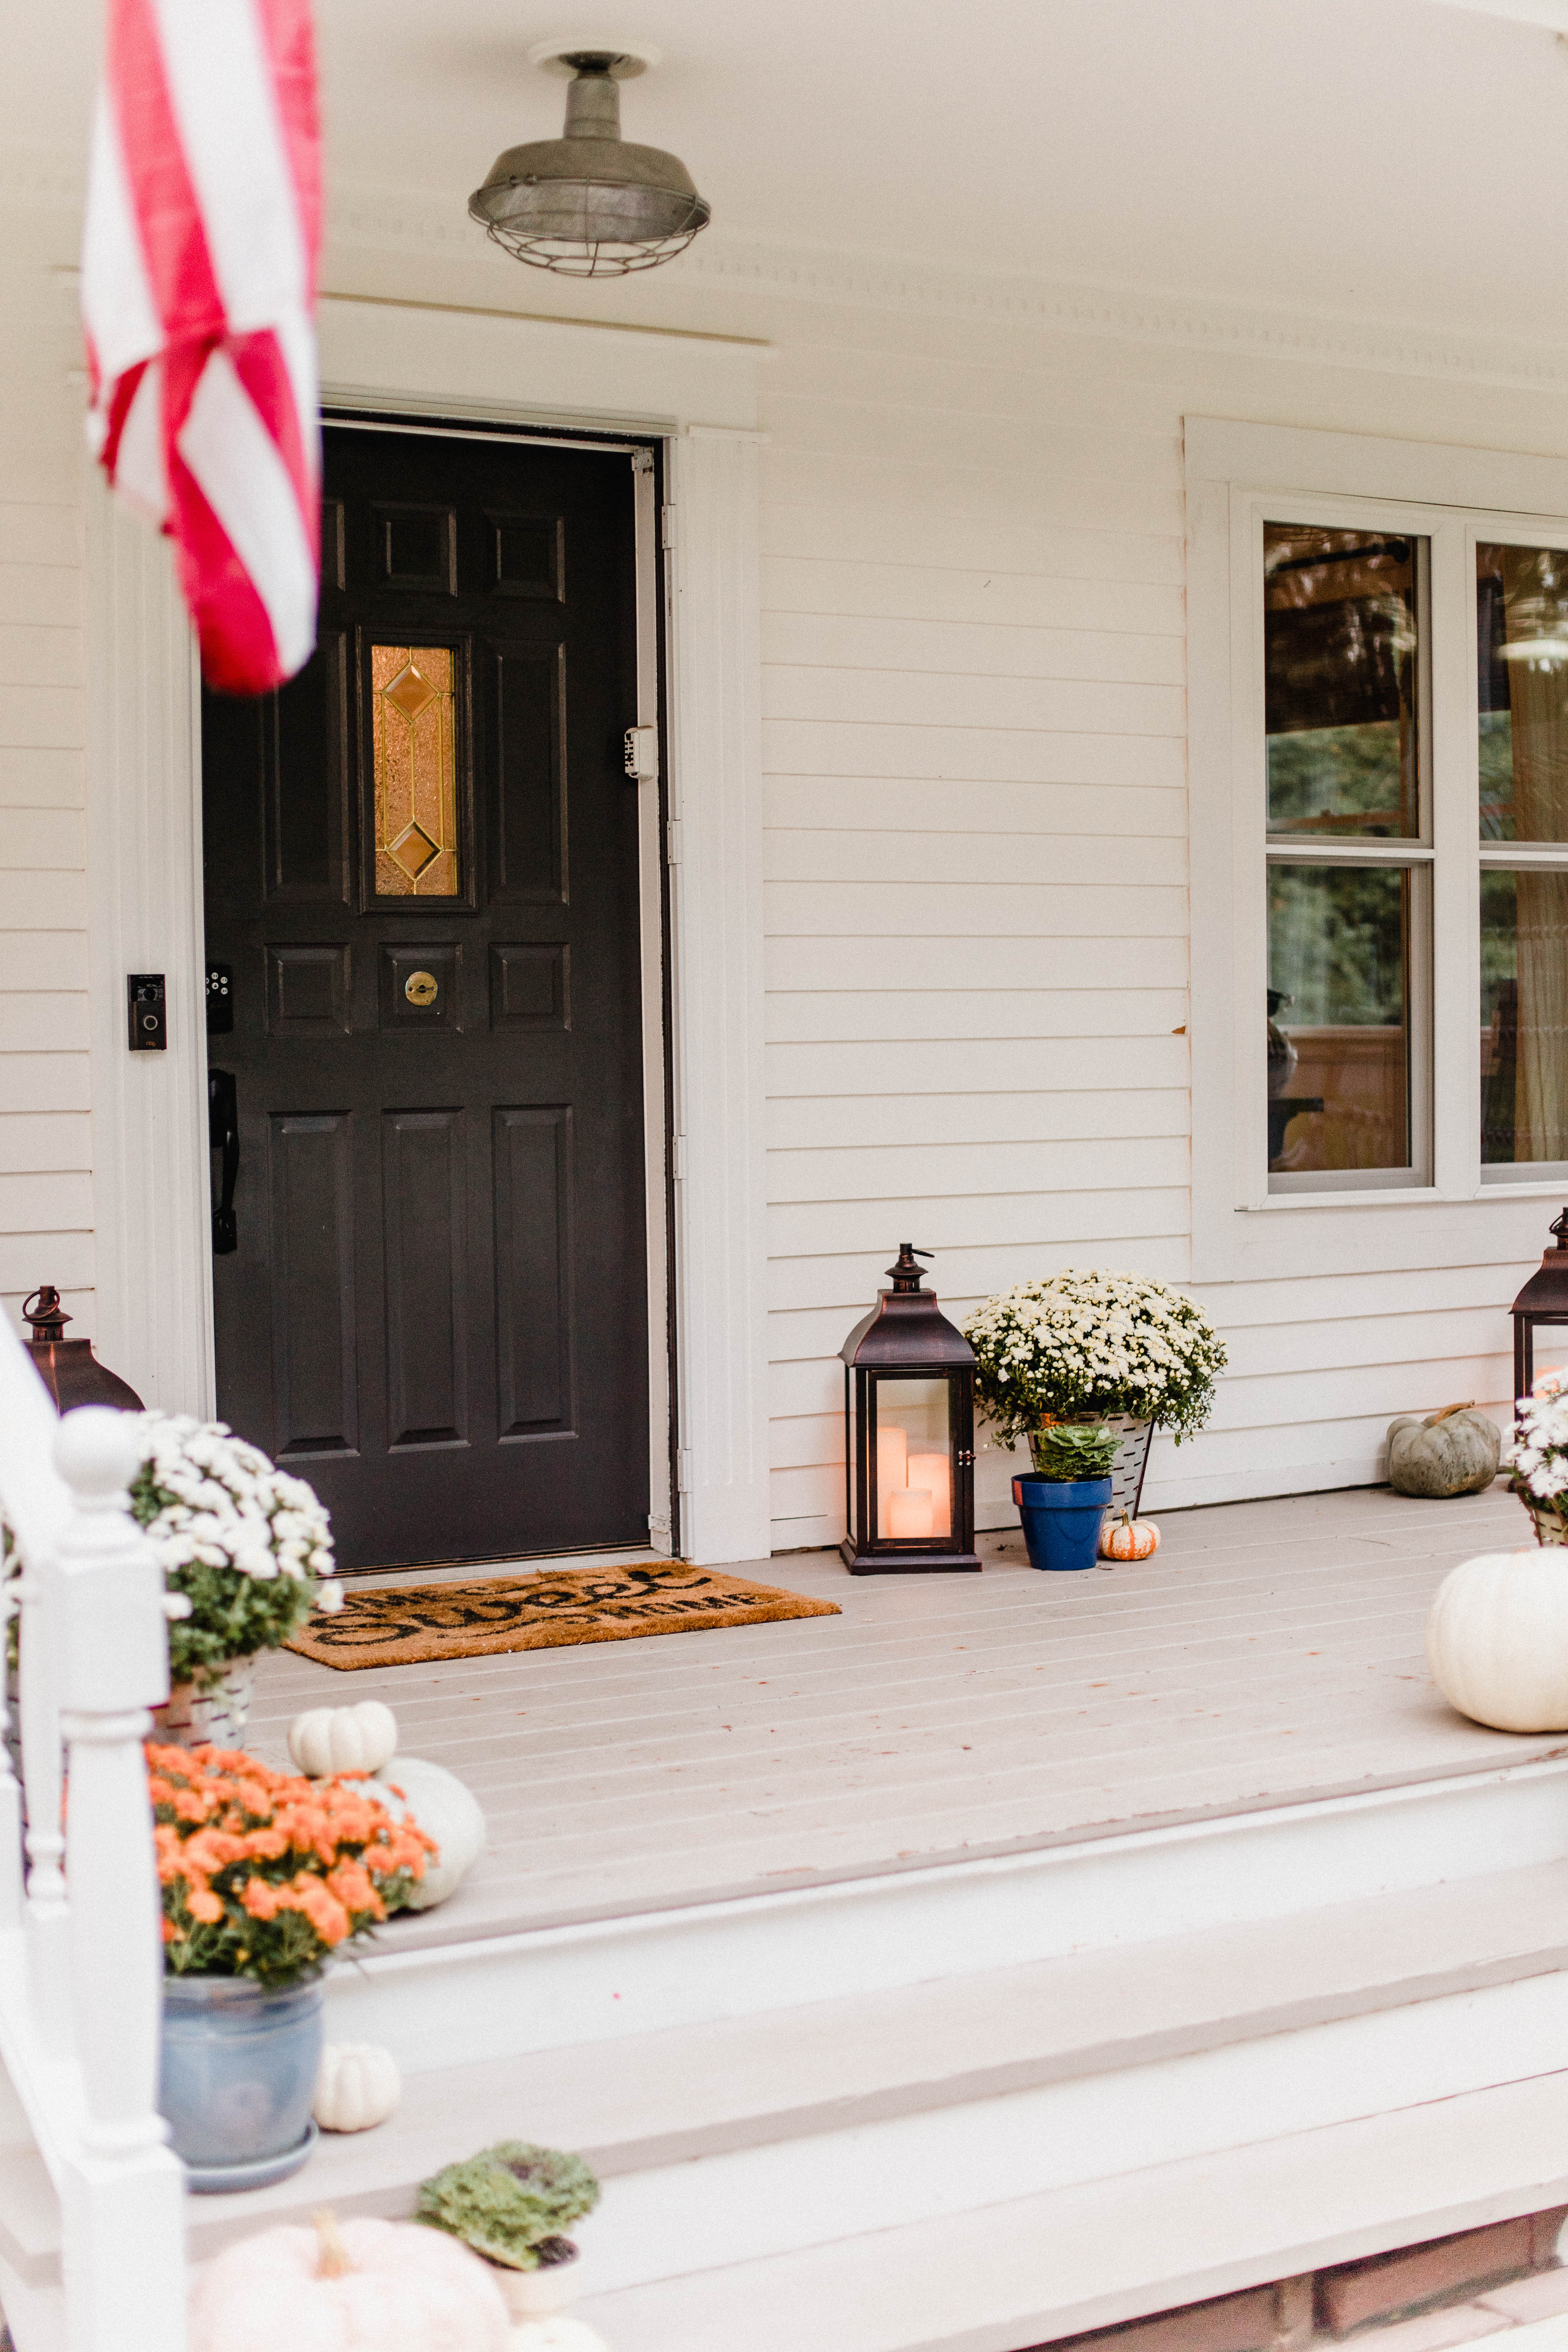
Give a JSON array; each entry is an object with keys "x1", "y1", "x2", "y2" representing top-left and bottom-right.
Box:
[{"x1": 1187, "y1": 415, "x2": 1568, "y2": 1284}]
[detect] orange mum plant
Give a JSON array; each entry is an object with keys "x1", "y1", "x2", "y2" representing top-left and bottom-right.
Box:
[{"x1": 150, "y1": 1743, "x2": 436, "y2": 1989}]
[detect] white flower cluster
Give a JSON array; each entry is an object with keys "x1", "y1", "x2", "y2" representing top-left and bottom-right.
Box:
[
  {"x1": 965, "y1": 1269, "x2": 1225, "y2": 1444},
  {"x1": 1505, "y1": 1389, "x2": 1568, "y2": 1503},
  {"x1": 132, "y1": 1413, "x2": 342, "y2": 1608}
]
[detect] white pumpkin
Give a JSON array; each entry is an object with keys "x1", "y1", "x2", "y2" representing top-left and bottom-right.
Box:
[
  {"x1": 189, "y1": 2209, "x2": 509, "y2": 2352},
  {"x1": 289, "y1": 1700, "x2": 399, "y2": 1778},
  {"x1": 314, "y1": 2041, "x2": 401, "y2": 2133},
  {"x1": 507, "y1": 2321, "x2": 608, "y2": 2352},
  {"x1": 1426, "y1": 1548, "x2": 1568, "y2": 1731},
  {"x1": 373, "y1": 1755, "x2": 487, "y2": 1908}
]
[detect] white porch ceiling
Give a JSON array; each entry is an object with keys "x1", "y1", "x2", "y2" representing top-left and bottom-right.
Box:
[{"x1": 17, "y1": 0, "x2": 1568, "y2": 343}]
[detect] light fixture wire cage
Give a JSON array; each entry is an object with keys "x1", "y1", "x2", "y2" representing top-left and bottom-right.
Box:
[{"x1": 469, "y1": 49, "x2": 710, "y2": 279}]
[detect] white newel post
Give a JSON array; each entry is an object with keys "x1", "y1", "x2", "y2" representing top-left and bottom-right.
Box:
[
  {"x1": 55, "y1": 1408, "x2": 187, "y2": 2352},
  {"x1": 0, "y1": 1312, "x2": 78, "y2": 2021}
]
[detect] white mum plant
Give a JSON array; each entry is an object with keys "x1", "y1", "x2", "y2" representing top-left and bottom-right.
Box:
[
  {"x1": 1505, "y1": 1385, "x2": 1568, "y2": 1534},
  {"x1": 964, "y1": 1270, "x2": 1226, "y2": 1456},
  {"x1": 127, "y1": 1415, "x2": 342, "y2": 1690}
]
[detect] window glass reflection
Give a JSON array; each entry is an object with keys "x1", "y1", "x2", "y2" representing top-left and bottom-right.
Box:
[
  {"x1": 1267, "y1": 864, "x2": 1411, "y2": 1172},
  {"x1": 1481, "y1": 868, "x2": 1568, "y2": 1164},
  {"x1": 1478, "y1": 545, "x2": 1568, "y2": 843},
  {"x1": 1265, "y1": 524, "x2": 1421, "y2": 839}
]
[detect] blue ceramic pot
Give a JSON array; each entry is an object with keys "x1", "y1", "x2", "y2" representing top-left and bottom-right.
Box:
[
  {"x1": 159, "y1": 1973, "x2": 323, "y2": 2183},
  {"x1": 1011, "y1": 1474, "x2": 1112, "y2": 1573}
]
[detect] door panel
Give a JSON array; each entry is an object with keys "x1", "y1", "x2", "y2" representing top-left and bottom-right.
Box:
[
  {"x1": 203, "y1": 425, "x2": 650, "y2": 1568},
  {"x1": 382, "y1": 1109, "x2": 467, "y2": 1449},
  {"x1": 268, "y1": 1111, "x2": 358, "y2": 1458},
  {"x1": 494, "y1": 1104, "x2": 574, "y2": 1437}
]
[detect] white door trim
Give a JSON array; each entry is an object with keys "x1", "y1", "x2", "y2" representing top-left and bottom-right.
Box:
[{"x1": 84, "y1": 300, "x2": 771, "y2": 1567}]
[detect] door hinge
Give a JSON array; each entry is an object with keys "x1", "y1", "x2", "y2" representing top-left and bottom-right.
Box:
[
  {"x1": 624, "y1": 724, "x2": 659, "y2": 781},
  {"x1": 666, "y1": 817, "x2": 682, "y2": 865},
  {"x1": 660, "y1": 504, "x2": 676, "y2": 549},
  {"x1": 630, "y1": 447, "x2": 654, "y2": 476},
  {"x1": 677, "y1": 1449, "x2": 694, "y2": 1494},
  {"x1": 671, "y1": 1133, "x2": 688, "y2": 1181}
]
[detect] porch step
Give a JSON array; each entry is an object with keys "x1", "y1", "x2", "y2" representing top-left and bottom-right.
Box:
[
  {"x1": 321, "y1": 1752, "x2": 1568, "y2": 2073},
  {"x1": 186, "y1": 1856, "x2": 1568, "y2": 2334}
]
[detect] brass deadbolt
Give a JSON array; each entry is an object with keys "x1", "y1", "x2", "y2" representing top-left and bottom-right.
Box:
[{"x1": 404, "y1": 969, "x2": 439, "y2": 1007}]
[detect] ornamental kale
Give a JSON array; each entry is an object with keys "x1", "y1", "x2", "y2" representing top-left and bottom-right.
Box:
[
  {"x1": 417, "y1": 2142, "x2": 602, "y2": 2271},
  {"x1": 965, "y1": 1270, "x2": 1226, "y2": 1448}
]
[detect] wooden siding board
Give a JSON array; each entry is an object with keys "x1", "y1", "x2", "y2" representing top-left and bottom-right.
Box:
[
  {"x1": 760, "y1": 556, "x2": 1185, "y2": 636},
  {"x1": 761, "y1": 501, "x2": 1185, "y2": 584},
  {"x1": 763, "y1": 778, "x2": 1186, "y2": 840},
  {"x1": 0, "y1": 504, "x2": 79, "y2": 569},
  {"x1": 762, "y1": 829, "x2": 1185, "y2": 890},
  {"x1": 0, "y1": 565, "x2": 79, "y2": 629},
  {"x1": 762, "y1": 612, "x2": 1185, "y2": 687},
  {"x1": 0, "y1": 809, "x2": 85, "y2": 869},
  {"x1": 764, "y1": 884, "x2": 1189, "y2": 942},
  {"x1": 762, "y1": 666, "x2": 1185, "y2": 738},
  {"x1": 0, "y1": 747, "x2": 85, "y2": 808},
  {"x1": 765, "y1": 938, "x2": 1189, "y2": 992},
  {"x1": 0, "y1": 623, "x2": 81, "y2": 688},
  {"x1": 764, "y1": 990, "x2": 1190, "y2": 1045},
  {"x1": 0, "y1": 685, "x2": 83, "y2": 751},
  {"x1": 762, "y1": 718, "x2": 1188, "y2": 786}
]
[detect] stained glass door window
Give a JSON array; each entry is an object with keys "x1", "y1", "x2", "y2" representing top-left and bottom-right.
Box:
[{"x1": 371, "y1": 645, "x2": 460, "y2": 897}]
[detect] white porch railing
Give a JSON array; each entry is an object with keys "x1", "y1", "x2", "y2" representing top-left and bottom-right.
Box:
[{"x1": 0, "y1": 1313, "x2": 187, "y2": 2352}]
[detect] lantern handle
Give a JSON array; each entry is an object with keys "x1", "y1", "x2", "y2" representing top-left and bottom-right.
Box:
[
  {"x1": 887, "y1": 1243, "x2": 933, "y2": 1293},
  {"x1": 1552, "y1": 1208, "x2": 1568, "y2": 1249}
]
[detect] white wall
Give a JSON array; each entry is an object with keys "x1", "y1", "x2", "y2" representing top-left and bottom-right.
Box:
[
  {"x1": 0, "y1": 191, "x2": 93, "y2": 1358},
  {"x1": 1, "y1": 155, "x2": 1561, "y2": 1544},
  {"x1": 752, "y1": 298, "x2": 1568, "y2": 1542}
]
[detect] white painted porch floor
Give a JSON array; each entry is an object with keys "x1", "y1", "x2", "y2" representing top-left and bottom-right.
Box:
[{"x1": 246, "y1": 1479, "x2": 1562, "y2": 1950}]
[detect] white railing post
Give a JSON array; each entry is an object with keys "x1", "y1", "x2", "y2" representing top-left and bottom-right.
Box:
[
  {"x1": 55, "y1": 1406, "x2": 186, "y2": 2352},
  {"x1": 0, "y1": 1311, "x2": 77, "y2": 2028}
]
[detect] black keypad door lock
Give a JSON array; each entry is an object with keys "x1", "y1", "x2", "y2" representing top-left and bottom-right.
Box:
[
  {"x1": 206, "y1": 962, "x2": 234, "y2": 1035},
  {"x1": 128, "y1": 974, "x2": 166, "y2": 1052}
]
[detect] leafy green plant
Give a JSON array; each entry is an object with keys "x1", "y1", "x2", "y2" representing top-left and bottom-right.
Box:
[
  {"x1": 417, "y1": 2141, "x2": 601, "y2": 2272},
  {"x1": 1029, "y1": 1422, "x2": 1120, "y2": 1481}
]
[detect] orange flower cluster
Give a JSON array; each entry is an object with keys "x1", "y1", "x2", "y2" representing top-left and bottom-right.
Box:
[{"x1": 149, "y1": 1743, "x2": 435, "y2": 1987}]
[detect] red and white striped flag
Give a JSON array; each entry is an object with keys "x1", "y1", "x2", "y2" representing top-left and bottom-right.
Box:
[{"x1": 81, "y1": 0, "x2": 322, "y2": 696}]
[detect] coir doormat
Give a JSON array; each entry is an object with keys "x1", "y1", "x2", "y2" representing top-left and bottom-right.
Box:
[{"x1": 285, "y1": 1561, "x2": 841, "y2": 1671}]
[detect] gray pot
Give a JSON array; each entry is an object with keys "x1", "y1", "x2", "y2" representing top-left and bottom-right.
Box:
[{"x1": 159, "y1": 1973, "x2": 323, "y2": 2184}]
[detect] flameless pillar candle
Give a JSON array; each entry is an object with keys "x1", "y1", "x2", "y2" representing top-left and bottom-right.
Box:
[
  {"x1": 887, "y1": 1486, "x2": 934, "y2": 1538},
  {"x1": 876, "y1": 1425, "x2": 909, "y2": 1517},
  {"x1": 907, "y1": 1450, "x2": 951, "y2": 1535}
]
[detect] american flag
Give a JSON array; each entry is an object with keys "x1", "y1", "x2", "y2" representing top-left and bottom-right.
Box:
[{"x1": 80, "y1": 0, "x2": 322, "y2": 697}]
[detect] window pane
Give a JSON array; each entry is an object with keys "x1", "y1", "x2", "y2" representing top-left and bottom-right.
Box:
[
  {"x1": 371, "y1": 644, "x2": 460, "y2": 897},
  {"x1": 1265, "y1": 524, "x2": 1421, "y2": 839},
  {"x1": 1481, "y1": 868, "x2": 1568, "y2": 1163},
  {"x1": 1267, "y1": 864, "x2": 1410, "y2": 1172},
  {"x1": 1477, "y1": 545, "x2": 1568, "y2": 842}
]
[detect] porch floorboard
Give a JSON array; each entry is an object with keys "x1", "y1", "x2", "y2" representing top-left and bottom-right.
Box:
[{"x1": 245, "y1": 1480, "x2": 1562, "y2": 1944}]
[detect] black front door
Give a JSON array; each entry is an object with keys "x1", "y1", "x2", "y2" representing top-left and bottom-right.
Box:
[{"x1": 201, "y1": 422, "x2": 651, "y2": 1570}]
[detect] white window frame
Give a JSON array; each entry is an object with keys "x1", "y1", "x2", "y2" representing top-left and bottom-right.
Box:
[{"x1": 1188, "y1": 416, "x2": 1568, "y2": 1286}]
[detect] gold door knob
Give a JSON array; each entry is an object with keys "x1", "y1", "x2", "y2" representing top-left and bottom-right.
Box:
[{"x1": 404, "y1": 969, "x2": 439, "y2": 1007}]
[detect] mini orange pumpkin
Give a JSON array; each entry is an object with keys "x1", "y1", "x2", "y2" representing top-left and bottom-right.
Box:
[{"x1": 1100, "y1": 1512, "x2": 1159, "y2": 1561}]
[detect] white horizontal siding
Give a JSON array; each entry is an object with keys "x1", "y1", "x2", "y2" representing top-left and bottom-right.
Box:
[
  {"x1": 756, "y1": 310, "x2": 1568, "y2": 1548},
  {"x1": 0, "y1": 235, "x2": 94, "y2": 1347}
]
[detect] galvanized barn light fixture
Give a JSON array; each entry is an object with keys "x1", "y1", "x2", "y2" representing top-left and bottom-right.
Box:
[
  {"x1": 468, "y1": 41, "x2": 710, "y2": 278},
  {"x1": 841, "y1": 1246, "x2": 980, "y2": 1575}
]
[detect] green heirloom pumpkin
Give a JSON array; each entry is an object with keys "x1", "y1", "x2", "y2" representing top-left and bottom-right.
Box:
[{"x1": 1386, "y1": 1403, "x2": 1501, "y2": 1499}]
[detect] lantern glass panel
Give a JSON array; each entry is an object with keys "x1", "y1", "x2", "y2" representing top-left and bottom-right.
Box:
[{"x1": 873, "y1": 1376, "x2": 953, "y2": 1542}]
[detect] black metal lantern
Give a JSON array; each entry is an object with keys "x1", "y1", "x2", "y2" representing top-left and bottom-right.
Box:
[
  {"x1": 1511, "y1": 1209, "x2": 1568, "y2": 1409},
  {"x1": 22, "y1": 1286, "x2": 144, "y2": 1414},
  {"x1": 841, "y1": 1246, "x2": 979, "y2": 1574}
]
